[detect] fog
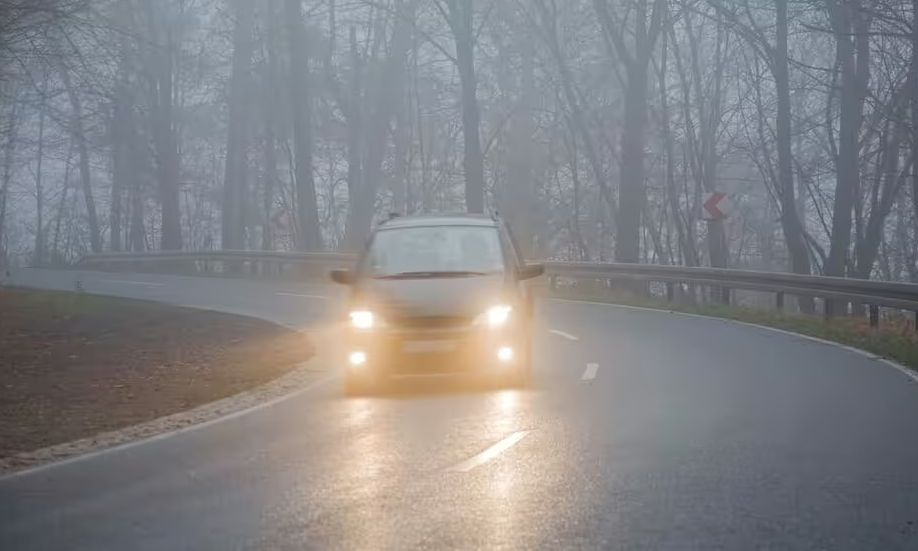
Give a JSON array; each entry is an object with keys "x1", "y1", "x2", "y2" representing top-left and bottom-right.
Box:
[{"x1": 0, "y1": 0, "x2": 916, "y2": 284}]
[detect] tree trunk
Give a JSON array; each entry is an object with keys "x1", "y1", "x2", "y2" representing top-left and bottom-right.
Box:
[
  {"x1": 502, "y1": 36, "x2": 537, "y2": 257},
  {"x1": 262, "y1": 0, "x2": 282, "y2": 250},
  {"x1": 447, "y1": 0, "x2": 485, "y2": 213},
  {"x1": 537, "y1": 0, "x2": 616, "y2": 220},
  {"x1": 349, "y1": 1, "x2": 415, "y2": 247},
  {"x1": 774, "y1": 0, "x2": 814, "y2": 301},
  {"x1": 110, "y1": 79, "x2": 131, "y2": 252},
  {"x1": 146, "y1": 11, "x2": 183, "y2": 251},
  {"x1": 262, "y1": 121, "x2": 277, "y2": 251},
  {"x1": 109, "y1": 2, "x2": 135, "y2": 253},
  {"x1": 34, "y1": 81, "x2": 47, "y2": 266},
  {"x1": 60, "y1": 64, "x2": 102, "y2": 253},
  {"x1": 825, "y1": 0, "x2": 869, "y2": 281},
  {"x1": 52, "y1": 142, "x2": 76, "y2": 260},
  {"x1": 342, "y1": 25, "x2": 365, "y2": 250},
  {"x1": 222, "y1": 0, "x2": 256, "y2": 250},
  {"x1": 129, "y1": 169, "x2": 145, "y2": 252},
  {"x1": 593, "y1": 0, "x2": 664, "y2": 264},
  {"x1": 615, "y1": 61, "x2": 650, "y2": 263},
  {"x1": 912, "y1": 0, "x2": 918, "y2": 230},
  {"x1": 657, "y1": 38, "x2": 695, "y2": 266},
  {"x1": 285, "y1": 0, "x2": 322, "y2": 251},
  {"x1": 0, "y1": 99, "x2": 17, "y2": 261},
  {"x1": 855, "y1": 124, "x2": 908, "y2": 278}
]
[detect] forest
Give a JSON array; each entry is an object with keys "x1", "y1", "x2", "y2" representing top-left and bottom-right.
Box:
[{"x1": 1, "y1": 0, "x2": 917, "y2": 288}]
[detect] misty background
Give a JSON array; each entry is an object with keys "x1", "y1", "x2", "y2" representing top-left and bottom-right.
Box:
[{"x1": 0, "y1": 0, "x2": 916, "y2": 291}]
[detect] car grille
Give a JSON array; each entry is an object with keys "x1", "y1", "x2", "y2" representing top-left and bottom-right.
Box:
[{"x1": 390, "y1": 315, "x2": 471, "y2": 329}]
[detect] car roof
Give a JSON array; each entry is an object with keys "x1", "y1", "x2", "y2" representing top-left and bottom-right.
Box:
[{"x1": 377, "y1": 213, "x2": 498, "y2": 230}]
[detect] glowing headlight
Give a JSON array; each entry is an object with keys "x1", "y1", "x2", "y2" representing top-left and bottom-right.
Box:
[
  {"x1": 483, "y1": 305, "x2": 512, "y2": 328},
  {"x1": 349, "y1": 310, "x2": 375, "y2": 329}
]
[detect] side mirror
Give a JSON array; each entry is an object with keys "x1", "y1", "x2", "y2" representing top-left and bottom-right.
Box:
[
  {"x1": 329, "y1": 268, "x2": 354, "y2": 285},
  {"x1": 518, "y1": 263, "x2": 544, "y2": 281}
]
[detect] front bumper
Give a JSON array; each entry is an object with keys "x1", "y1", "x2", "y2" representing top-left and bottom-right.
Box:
[{"x1": 345, "y1": 323, "x2": 522, "y2": 376}]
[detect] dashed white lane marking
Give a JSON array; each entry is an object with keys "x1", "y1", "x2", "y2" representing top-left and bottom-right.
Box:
[
  {"x1": 0, "y1": 374, "x2": 337, "y2": 481},
  {"x1": 276, "y1": 292, "x2": 330, "y2": 300},
  {"x1": 548, "y1": 329, "x2": 579, "y2": 341},
  {"x1": 582, "y1": 363, "x2": 598, "y2": 381},
  {"x1": 447, "y1": 430, "x2": 532, "y2": 473},
  {"x1": 101, "y1": 279, "x2": 165, "y2": 287}
]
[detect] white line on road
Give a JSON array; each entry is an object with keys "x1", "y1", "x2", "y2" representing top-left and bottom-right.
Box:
[
  {"x1": 0, "y1": 373, "x2": 337, "y2": 481},
  {"x1": 548, "y1": 329, "x2": 579, "y2": 341},
  {"x1": 276, "y1": 292, "x2": 329, "y2": 300},
  {"x1": 447, "y1": 430, "x2": 532, "y2": 473},
  {"x1": 582, "y1": 363, "x2": 598, "y2": 381},
  {"x1": 101, "y1": 279, "x2": 165, "y2": 287}
]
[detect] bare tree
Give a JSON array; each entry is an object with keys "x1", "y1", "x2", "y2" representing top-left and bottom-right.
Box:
[
  {"x1": 0, "y1": 89, "x2": 17, "y2": 261},
  {"x1": 142, "y1": 0, "x2": 182, "y2": 250},
  {"x1": 594, "y1": 0, "x2": 666, "y2": 263},
  {"x1": 58, "y1": 59, "x2": 101, "y2": 253},
  {"x1": 439, "y1": 0, "x2": 486, "y2": 213},
  {"x1": 285, "y1": 0, "x2": 322, "y2": 251},
  {"x1": 824, "y1": 0, "x2": 871, "y2": 283},
  {"x1": 222, "y1": 0, "x2": 256, "y2": 250}
]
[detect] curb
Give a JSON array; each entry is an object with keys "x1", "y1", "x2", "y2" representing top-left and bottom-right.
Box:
[{"x1": 0, "y1": 350, "x2": 336, "y2": 479}]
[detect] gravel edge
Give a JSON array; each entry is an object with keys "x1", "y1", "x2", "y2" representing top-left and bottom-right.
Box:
[{"x1": 0, "y1": 351, "x2": 330, "y2": 476}]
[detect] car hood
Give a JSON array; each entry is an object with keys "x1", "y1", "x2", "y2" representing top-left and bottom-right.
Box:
[{"x1": 353, "y1": 274, "x2": 507, "y2": 319}]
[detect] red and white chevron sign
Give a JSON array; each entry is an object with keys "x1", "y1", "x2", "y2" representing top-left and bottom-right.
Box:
[{"x1": 702, "y1": 192, "x2": 731, "y2": 220}]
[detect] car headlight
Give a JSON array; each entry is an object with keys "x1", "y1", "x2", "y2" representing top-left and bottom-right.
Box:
[
  {"x1": 477, "y1": 305, "x2": 512, "y2": 328},
  {"x1": 349, "y1": 309, "x2": 375, "y2": 329}
]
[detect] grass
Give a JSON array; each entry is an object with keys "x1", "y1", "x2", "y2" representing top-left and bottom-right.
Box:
[
  {"x1": 549, "y1": 285, "x2": 918, "y2": 373},
  {"x1": 0, "y1": 287, "x2": 314, "y2": 458}
]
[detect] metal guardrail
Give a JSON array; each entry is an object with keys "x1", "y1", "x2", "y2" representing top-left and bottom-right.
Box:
[
  {"x1": 76, "y1": 250, "x2": 353, "y2": 277},
  {"x1": 544, "y1": 262, "x2": 918, "y2": 313},
  {"x1": 77, "y1": 249, "x2": 353, "y2": 265},
  {"x1": 77, "y1": 250, "x2": 918, "y2": 326}
]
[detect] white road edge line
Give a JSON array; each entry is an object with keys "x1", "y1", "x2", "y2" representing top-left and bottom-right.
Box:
[
  {"x1": 552, "y1": 298, "x2": 918, "y2": 385},
  {"x1": 276, "y1": 292, "x2": 330, "y2": 300},
  {"x1": 100, "y1": 279, "x2": 165, "y2": 287},
  {"x1": 582, "y1": 363, "x2": 598, "y2": 381},
  {"x1": 447, "y1": 430, "x2": 532, "y2": 473},
  {"x1": 0, "y1": 373, "x2": 338, "y2": 482},
  {"x1": 548, "y1": 329, "x2": 579, "y2": 341}
]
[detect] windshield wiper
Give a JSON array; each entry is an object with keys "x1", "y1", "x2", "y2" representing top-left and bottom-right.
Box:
[{"x1": 374, "y1": 270, "x2": 491, "y2": 279}]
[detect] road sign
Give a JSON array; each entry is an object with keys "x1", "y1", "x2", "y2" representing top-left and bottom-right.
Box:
[{"x1": 702, "y1": 192, "x2": 730, "y2": 220}]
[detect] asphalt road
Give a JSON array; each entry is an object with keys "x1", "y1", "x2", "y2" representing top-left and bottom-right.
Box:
[{"x1": 2, "y1": 269, "x2": 918, "y2": 550}]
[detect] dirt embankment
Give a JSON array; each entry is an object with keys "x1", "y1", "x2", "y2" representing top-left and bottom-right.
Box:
[{"x1": 0, "y1": 288, "x2": 313, "y2": 458}]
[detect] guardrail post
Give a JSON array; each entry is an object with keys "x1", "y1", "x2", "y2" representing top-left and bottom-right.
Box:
[
  {"x1": 776, "y1": 291, "x2": 785, "y2": 312},
  {"x1": 868, "y1": 304, "x2": 879, "y2": 329}
]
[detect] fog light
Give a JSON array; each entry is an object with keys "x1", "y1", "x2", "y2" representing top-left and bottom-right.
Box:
[
  {"x1": 497, "y1": 346, "x2": 514, "y2": 362},
  {"x1": 349, "y1": 351, "x2": 367, "y2": 366}
]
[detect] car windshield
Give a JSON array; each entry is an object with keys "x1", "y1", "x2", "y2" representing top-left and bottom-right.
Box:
[{"x1": 364, "y1": 225, "x2": 504, "y2": 278}]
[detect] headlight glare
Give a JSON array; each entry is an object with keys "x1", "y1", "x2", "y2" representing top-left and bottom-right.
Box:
[
  {"x1": 484, "y1": 305, "x2": 512, "y2": 328},
  {"x1": 349, "y1": 310, "x2": 375, "y2": 329}
]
